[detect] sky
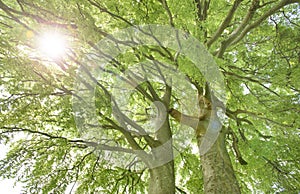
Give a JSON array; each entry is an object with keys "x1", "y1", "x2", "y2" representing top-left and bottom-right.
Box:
[
  {"x1": 0, "y1": 143, "x2": 76, "y2": 193},
  {"x1": 0, "y1": 31, "x2": 69, "y2": 194},
  {"x1": 0, "y1": 179, "x2": 22, "y2": 194},
  {"x1": 0, "y1": 144, "x2": 23, "y2": 194}
]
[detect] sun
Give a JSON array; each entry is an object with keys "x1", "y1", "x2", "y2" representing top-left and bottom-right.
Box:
[{"x1": 38, "y1": 31, "x2": 67, "y2": 59}]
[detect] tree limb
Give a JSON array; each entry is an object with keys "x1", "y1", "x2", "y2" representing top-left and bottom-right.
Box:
[
  {"x1": 217, "y1": 0, "x2": 260, "y2": 57},
  {"x1": 0, "y1": 126, "x2": 135, "y2": 154},
  {"x1": 206, "y1": 0, "x2": 243, "y2": 48},
  {"x1": 194, "y1": 0, "x2": 210, "y2": 21},
  {"x1": 158, "y1": 0, "x2": 175, "y2": 27},
  {"x1": 217, "y1": 0, "x2": 300, "y2": 57},
  {"x1": 228, "y1": 127, "x2": 248, "y2": 165},
  {"x1": 230, "y1": 0, "x2": 300, "y2": 47}
]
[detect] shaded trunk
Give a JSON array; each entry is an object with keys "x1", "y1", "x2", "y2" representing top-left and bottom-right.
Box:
[
  {"x1": 148, "y1": 112, "x2": 175, "y2": 194},
  {"x1": 198, "y1": 129, "x2": 241, "y2": 193},
  {"x1": 148, "y1": 160, "x2": 175, "y2": 194}
]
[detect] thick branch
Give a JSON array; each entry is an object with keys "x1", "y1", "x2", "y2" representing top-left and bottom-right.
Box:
[
  {"x1": 230, "y1": 0, "x2": 300, "y2": 46},
  {"x1": 194, "y1": 0, "x2": 210, "y2": 21},
  {"x1": 217, "y1": 0, "x2": 260, "y2": 57},
  {"x1": 206, "y1": 0, "x2": 243, "y2": 48},
  {"x1": 216, "y1": 0, "x2": 299, "y2": 57},
  {"x1": 169, "y1": 108, "x2": 200, "y2": 130}
]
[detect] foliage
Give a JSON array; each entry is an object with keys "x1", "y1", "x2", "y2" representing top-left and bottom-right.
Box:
[{"x1": 0, "y1": 0, "x2": 299, "y2": 193}]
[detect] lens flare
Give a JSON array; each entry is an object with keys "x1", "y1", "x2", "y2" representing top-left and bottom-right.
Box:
[{"x1": 38, "y1": 31, "x2": 67, "y2": 59}]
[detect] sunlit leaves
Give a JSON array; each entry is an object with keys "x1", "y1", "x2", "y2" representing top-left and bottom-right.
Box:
[{"x1": 0, "y1": 0, "x2": 299, "y2": 193}]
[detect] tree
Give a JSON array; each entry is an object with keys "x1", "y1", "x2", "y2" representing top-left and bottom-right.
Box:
[{"x1": 0, "y1": 0, "x2": 299, "y2": 193}]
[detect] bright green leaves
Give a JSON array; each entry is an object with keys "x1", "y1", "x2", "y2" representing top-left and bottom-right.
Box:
[
  {"x1": 175, "y1": 151, "x2": 203, "y2": 193},
  {"x1": 0, "y1": 0, "x2": 299, "y2": 193},
  {"x1": 94, "y1": 85, "x2": 112, "y2": 117}
]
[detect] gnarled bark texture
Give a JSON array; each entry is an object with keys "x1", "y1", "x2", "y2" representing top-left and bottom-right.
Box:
[{"x1": 198, "y1": 129, "x2": 241, "y2": 193}]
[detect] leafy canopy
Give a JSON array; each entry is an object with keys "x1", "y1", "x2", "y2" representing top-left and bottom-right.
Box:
[{"x1": 0, "y1": 0, "x2": 299, "y2": 193}]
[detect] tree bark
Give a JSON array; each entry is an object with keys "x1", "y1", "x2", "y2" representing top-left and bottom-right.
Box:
[
  {"x1": 148, "y1": 160, "x2": 175, "y2": 194},
  {"x1": 198, "y1": 129, "x2": 241, "y2": 193},
  {"x1": 148, "y1": 111, "x2": 175, "y2": 194}
]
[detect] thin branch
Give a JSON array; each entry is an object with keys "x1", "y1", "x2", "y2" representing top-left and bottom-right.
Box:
[
  {"x1": 16, "y1": 0, "x2": 24, "y2": 12},
  {"x1": 262, "y1": 156, "x2": 289, "y2": 174},
  {"x1": 0, "y1": 126, "x2": 134, "y2": 153},
  {"x1": 0, "y1": 21, "x2": 12, "y2": 28},
  {"x1": 0, "y1": 1, "x2": 35, "y2": 32},
  {"x1": 158, "y1": 0, "x2": 174, "y2": 27},
  {"x1": 230, "y1": 109, "x2": 294, "y2": 128},
  {"x1": 282, "y1": 10, "x2": 300, "y2": 27},
  {"x1": 222, "y1": 69, "x2": 280, "y2": 96},
  {"x1": 87, "y1": 0, "x2": 133, "y2": 26},
  {"x1": 0, "y1": 0, "x2": 75, "y2": 29},
  {"x1": 228, "y1": 128, "x2": 248, "y2": 165},
  {"x1": 176, "y1": 186, "x2": 187, "y2": 194}
]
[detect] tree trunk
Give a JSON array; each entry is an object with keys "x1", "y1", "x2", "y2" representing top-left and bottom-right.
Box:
[
  {"x1": 198, "y1": 129, "x2": 241, "y2": 193},
  {"x1": 148, "y1": 112, "x2": 175, "y2": 194},
  {"x1": 148, "y1": 160, "x2": 175, "y2": 194}
]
